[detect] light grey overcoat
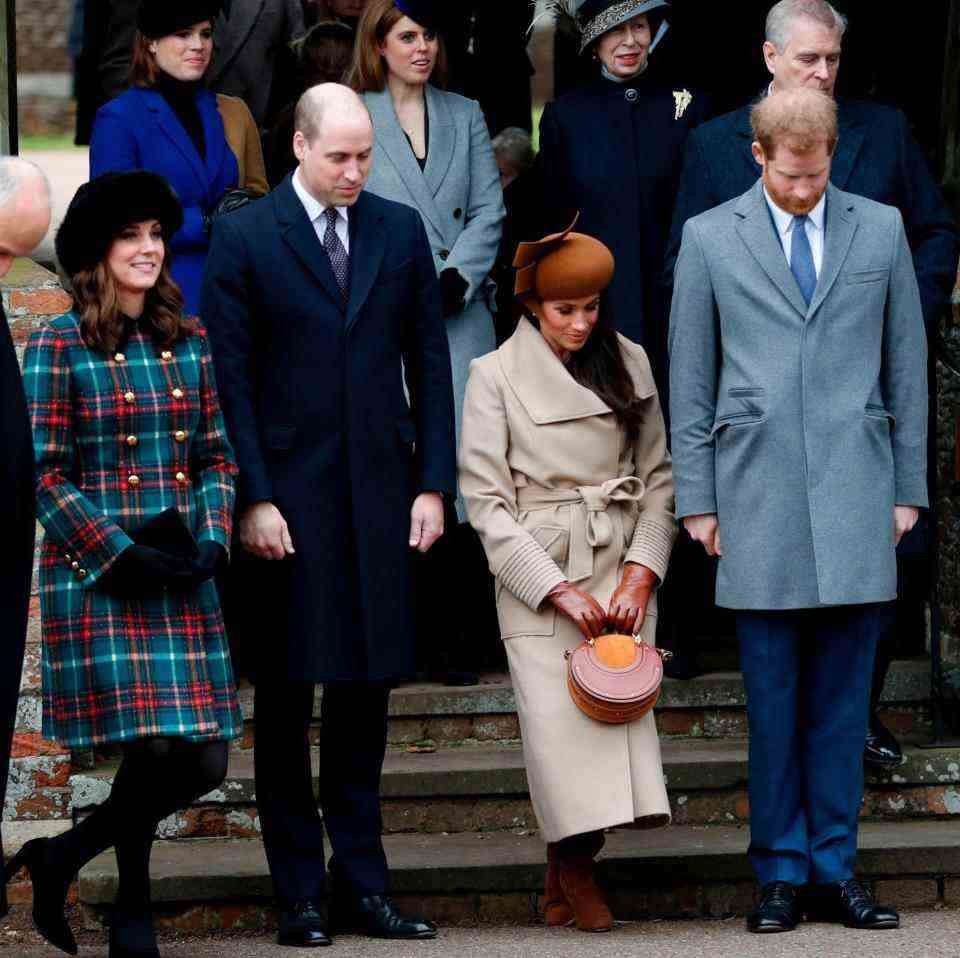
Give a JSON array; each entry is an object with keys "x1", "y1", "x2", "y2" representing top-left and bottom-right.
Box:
[
  {"x1": 363, "y1": 86, "x2": 505, "y2": 516},
  {"x1": 669, "y1": 181, "x2": 929, "y2": 610}
]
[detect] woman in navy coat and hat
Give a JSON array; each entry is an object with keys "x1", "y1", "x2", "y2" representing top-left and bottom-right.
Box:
[
  {"x1": 536, "y1": 0, "x2": 708, "y2": 384},
  {"x1": 8, "y1": 171, "x2": 241, "y2": 958},
  {"x1": 90, "y1": 0, "x2": 268, "y2": 315}
]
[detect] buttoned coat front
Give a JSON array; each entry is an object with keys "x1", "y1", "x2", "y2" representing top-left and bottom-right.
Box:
[
  {"x1": 669, "y1": 182, "x2": 929, "y2": 611},
  {"x1": 459, "y1": 318, "x2": 677, "y2": 841},
  {"x1": 23, "y1": 315, "x2": 242, "y2": 747},
  {"x1": 363, "y1": 86, "x2": 504, "y2": 515}
]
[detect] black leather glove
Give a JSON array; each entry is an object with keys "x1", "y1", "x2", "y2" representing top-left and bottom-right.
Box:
[
  {"x1": 203, "y1": 188, "x2": 262, "y2": 233},
  {"x1": 97, "y1": 544, "x2": 195, "y2": 599},
  {"x1": 438, "y1": 268, "x2": 468, "y2": 318}
]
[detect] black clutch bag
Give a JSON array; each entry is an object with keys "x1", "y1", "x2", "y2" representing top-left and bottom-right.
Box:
[{"x1": 133, "y1": 508, "x2": 200, "y2": 559}]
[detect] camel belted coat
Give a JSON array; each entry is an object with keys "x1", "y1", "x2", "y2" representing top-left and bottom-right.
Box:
[{"x1": 459, "y1": 318, "x2": 677, "y2": 841}]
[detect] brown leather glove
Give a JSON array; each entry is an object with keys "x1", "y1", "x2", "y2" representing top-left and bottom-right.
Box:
[
  {"x1": 547, "y1": 581, "x2": 606, "y2": 640},
  {"x1": 607, "y1": 562, "x2": 658, "y2": 636}
]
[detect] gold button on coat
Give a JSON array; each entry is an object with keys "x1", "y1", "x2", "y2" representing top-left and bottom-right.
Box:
[
  {"x1": 127, "y1": 475, "x2": 141, "y2": 487},
  {"x1": 124, "y1": 391, "x2": 135, "y2": 403},
  {"x1": 174, "y1": 430, "x2": 187, "y2": 443},
  {"x1": 126, "y1": 435, "x2": 138, "y2": 446},
  {"x1": 160, "y1": 351, "x2": 173, "y2": 361},
  {"x1": 77, "y1": 569, "x2": 88, "y2": 580},
  {"x1": 175, "y1": 471, "x2": 188, "y2": 483},
  {"x1": 172, "y1": 388, "x2": 184, "y2": 399},
  {"x1": 114, "y1": 353, "x2": 126, "y2": 363},
  {"x1": 71, "y1": 561, "x2": 80, "y2": 571}
]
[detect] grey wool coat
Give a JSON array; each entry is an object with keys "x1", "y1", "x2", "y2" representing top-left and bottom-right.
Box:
[
  {"x1": 363, "y1": 85, "x2": 505, "y2": 516},
  {"x1": 669, "y1": 181, "x2": 928, "y2": 610}
]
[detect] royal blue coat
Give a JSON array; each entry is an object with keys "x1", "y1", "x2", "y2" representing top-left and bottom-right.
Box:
[{"x1": 90, "y1": 86, "x2": 240, "y2": 314}]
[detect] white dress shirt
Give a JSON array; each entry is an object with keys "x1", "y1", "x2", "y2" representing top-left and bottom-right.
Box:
[
  {"x1": 292, "y1": 167, "x2": 350, "y2": 254},
  {"x1": 763, "y1": 187, "x2": 826, "y2": 279}
]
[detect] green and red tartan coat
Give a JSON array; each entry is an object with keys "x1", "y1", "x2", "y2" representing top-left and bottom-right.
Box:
[{"x1": 23, "y1": 311, "x2": 243, "y2": 748}]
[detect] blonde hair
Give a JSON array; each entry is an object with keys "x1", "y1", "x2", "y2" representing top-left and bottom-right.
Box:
[{"x1": 751, "y1": 88, "x2": 838, "y2": 158}]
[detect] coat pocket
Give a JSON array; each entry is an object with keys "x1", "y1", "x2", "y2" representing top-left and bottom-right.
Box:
[
  {"x1": 496, "y1": 525, "x2": 568, "y2": 640},
  {"x1": 846, "y1": 268, "x2": 887, "y2": 285}
]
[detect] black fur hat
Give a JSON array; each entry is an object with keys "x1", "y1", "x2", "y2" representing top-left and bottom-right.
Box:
[
  {"x1": 56, "y1": 172, "x2": 184, "y2": 280},
  {"x1": 136, "y1": 0, "x2": 223, "y2": 39}
]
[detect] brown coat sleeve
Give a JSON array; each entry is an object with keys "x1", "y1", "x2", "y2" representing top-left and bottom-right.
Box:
[{"x1": 217, "y1": 94, "x2": 269, "y2": 196}]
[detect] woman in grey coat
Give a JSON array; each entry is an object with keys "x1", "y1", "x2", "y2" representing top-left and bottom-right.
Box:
[{"x1": 350, "y1": 0, "x2": 505, "y2": 684}]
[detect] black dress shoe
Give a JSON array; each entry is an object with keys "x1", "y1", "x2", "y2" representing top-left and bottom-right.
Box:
[
  {"x1": 336, "y1": 895, "x2": 437, "y2": 940},
  {"x1": 807, "y1": 880, "x2": 900, "y2": 929},
  {"x1": 277, "y1": 900, "x2": 332, "y2": 948},
  {"x1": 864, "y1": 714, "x2": 903, "y2": 769},
  {"x1": 747, "y1": 881, "x2": 800, "y2": 933},
  {"x1": 2, "y1": 838, "x2": 77, "y2": 955}
]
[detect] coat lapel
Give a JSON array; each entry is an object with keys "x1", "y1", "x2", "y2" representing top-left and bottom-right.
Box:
[
  {"x1": 829, "y1": 100, "x2": 866, "y2": 190},
  {"x1": 145, "y1": 91, "x2": 209, "y2": 195},
  {"x1": 209, "y1": 0, "x2": 265, "y2": 85},
  {"x1": 422, "y1": 84, "x2": 457, "y2": 198},
  {"x1": 345, "y1": 193, "x2": 386, "y2": 331},
  {"x1": 807, "y1": 185, "x2": 859, "y2": 317},
  {"x1": 365, "y1": 88, "x2": 447, "y2": 240},
  {"x1": 734, "y1": 181, "x2": 809, "y2": 319},
  {"x1": 500, "y1": 318, "x2": 611, "y2": 425},
  {"x1": 276, "y1": 176, "x2": 344, "y2": 310}
]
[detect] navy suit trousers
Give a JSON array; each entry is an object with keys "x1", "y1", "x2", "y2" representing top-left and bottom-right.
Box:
[{"x1": 736, "y1": 605, "x2": 882, "y2": 886}]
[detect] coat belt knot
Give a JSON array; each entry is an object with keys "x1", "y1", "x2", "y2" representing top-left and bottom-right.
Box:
[{"x1": 516, "y1": 476, "x2": 646, "y2": 584}]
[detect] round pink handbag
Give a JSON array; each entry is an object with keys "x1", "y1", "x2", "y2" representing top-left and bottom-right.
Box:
[{"x1": 565, "y1": 633, "x2": 673, "y2": 724}]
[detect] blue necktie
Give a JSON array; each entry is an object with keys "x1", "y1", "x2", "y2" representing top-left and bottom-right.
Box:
[{"x1": 790, "y1": 215, "x2": 817, "y2": 306}]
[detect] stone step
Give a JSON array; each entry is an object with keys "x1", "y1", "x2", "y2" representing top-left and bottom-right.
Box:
[
  {"x1": 77, "y1": 820, "x2": 960, "y2": 928},
  {"x1": 232, "y1": 659, "x2": 933, "y2": 748},
  {"x1": 70, "y1": 736, "x2": 960, "y2": 838}
]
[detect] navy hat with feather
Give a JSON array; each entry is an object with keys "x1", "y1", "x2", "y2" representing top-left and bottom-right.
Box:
[
  {"x1": 554, "y1": 0, "x2": 669, "y2": 53},
  {"x1": 56, "y1": 172, "x2": 184, "y2": 280},
  {"x1": 393, "y1": 0, "x2": 446, "y2": 32}
]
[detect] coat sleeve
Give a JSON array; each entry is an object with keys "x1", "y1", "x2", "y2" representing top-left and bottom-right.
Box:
[
  {"x1": 90, "y1": 102, "x2": 208, "y2": 252},
  {"x1": 190, "y1": 326, "x2": 239, "y2": 550},
  {"x1": 401, "y1": 212, "x2": 458, "y2": 497},
  {"x1": 201, "y1": 215, "x2": 273, "y2": 506},
  {"x1": 623, "y1": 347, "x2": 678, "y2": 582},
  {"x1": 883, "y1": 210, "x2": 929, "y2": 508},
  {"x1": 459, "y1": 359, "x2": 567, "y2": 611},
  {"x1": 23, "y1": 325, "x2": 133, "y2": 587},
  {"x1": 892, "y1": 110, "x2": 960, "y2": 332},
  {"x1": 446, "y1": 99, "x2": 506, "y2": 305},
  {"x1": 668, "y1": 219, "x2": 720, "y2": 519}
]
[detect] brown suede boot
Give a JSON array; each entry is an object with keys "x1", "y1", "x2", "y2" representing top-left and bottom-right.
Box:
[
  {"x1": 555, "y1": 831, "x2": 614, "y2": 932},
  {"x1": 541, "y1": 844, "x2": 574, "y2": 927}
]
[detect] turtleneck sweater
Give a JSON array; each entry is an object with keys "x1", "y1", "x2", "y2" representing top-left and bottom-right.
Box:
[{"x1": 154, "y1": 71, "x2": 206, "y2": 160}]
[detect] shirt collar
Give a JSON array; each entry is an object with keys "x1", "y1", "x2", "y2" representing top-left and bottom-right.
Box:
[
  {"x1": 292, "y1": 167, "x2": 349, "y2": 227},
  {"x1": 762, "y1": 185, "x2": 826, "y2": 237}
]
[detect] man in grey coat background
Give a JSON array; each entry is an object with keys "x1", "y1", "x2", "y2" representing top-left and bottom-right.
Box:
[{"x1": 670, "y1": 89, "x2": 927, "y2": 934}]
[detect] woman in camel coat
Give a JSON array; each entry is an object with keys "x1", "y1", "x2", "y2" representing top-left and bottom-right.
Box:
[{"x1": 459, "y1": 221, "x2": 676, "y2": 932}]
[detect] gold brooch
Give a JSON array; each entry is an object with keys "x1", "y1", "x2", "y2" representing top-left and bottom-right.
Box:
[{"x1": 673, "y1": 89, "x2": 693, "y2": 121}]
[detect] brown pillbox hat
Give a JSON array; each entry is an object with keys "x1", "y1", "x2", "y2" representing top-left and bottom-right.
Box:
[{"x1": 513, "y1": 215, "x2": 615, "y2": 304}]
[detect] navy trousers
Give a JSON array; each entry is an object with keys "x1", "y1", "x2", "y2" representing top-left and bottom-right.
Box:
[
  {"x1": 254, "y1": 680, "x2": 392, "y2": 905},
  {"x1": 736, "y1": 604, "x2": 881, "y2": 887}
]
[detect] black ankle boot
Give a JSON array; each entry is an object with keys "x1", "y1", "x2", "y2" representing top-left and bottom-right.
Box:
[
  {"x1": 2, "y1": 838, "x2": 77, "y2": 955},
  {"x1": 109, "y1": 906, "x2": 160, "y2": 957}
]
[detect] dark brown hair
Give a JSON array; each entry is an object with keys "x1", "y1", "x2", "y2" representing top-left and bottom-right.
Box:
[
  {"x1": 526, "y1": 297, "x2": 645, "y2": 439},
  {"x1": 347, "y1": 0, "x2": 448, "y2": 93},
  {"x1": 71, "y1": 250, "x2": 195, "y2": 355}
]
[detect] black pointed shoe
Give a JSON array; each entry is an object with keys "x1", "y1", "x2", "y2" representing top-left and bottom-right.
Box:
[
  {"x1": 277, "y1": 900, "x2": 332, "y2": 947},
  {"x1": 864, "y1": 714, "x2": 903, "y2": 769},
  {"x1": 2, "y1": 838, "x2": 77, "y2": 955},
  {"x1": 808, "y1": 880, "x2": 900, "y2": 929},
  {"x1": 336, "y1": 895, "x2": 437, "y2": 940},
  {"x1": 747, "y1": 881, "x2": 800, "y2": 933}
]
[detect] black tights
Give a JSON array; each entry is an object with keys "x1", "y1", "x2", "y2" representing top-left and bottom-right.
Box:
[{"x1": 49, "y1": 737, "x2": 227, "y2": 935}]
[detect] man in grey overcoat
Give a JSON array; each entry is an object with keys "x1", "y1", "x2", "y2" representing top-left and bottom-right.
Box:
[{"x1": 669, "y1": 89, "x2": 927, "y2": 935}]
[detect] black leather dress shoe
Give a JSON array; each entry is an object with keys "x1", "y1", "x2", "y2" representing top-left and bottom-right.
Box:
[
  {"x1": 807, "y1": 880, "x2": 900, "y2": 929},
  {"x1": 277, "y1": 900, "x2": 332, "y2": 947},
  {"x1": 336, "y1": 895, "x2": 437, "y2": 940},
  {"x1": 747, "y1": 881, "x2": 800, "y2": 933},
  {"x1": 864, "y1": 714, "x2": 903, "y2": 769}
]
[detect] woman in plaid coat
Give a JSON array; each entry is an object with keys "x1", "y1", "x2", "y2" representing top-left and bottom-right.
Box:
[{"x1": 6, "y1": 172, "x2": 241, "y2": 958}]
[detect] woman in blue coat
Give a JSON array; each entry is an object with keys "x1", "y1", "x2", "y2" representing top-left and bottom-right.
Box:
[{"x1": 90, "y1": 0, "x2": 268, "y2": 315}]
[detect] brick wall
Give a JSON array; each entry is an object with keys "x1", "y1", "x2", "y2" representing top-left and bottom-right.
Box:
[{"x1": 15, "y1": 0, "x2": 73, "y2": 74}]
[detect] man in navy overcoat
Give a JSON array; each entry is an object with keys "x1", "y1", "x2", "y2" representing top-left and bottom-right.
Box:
[
  {"x1": 0, "y1": 160, "x2": 51, "y2": 916},
  {"x1": 201, "y1": 85, "x2": 455, "y2": 946},
  {"x1": 666, "y1": 0, "x2": 959, "y2": 760}
]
